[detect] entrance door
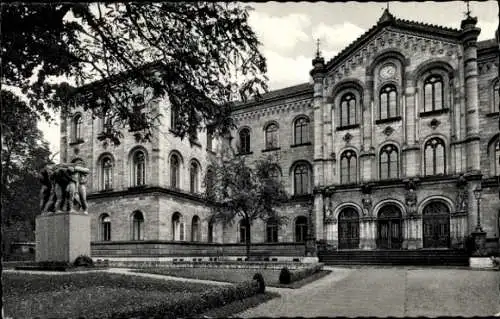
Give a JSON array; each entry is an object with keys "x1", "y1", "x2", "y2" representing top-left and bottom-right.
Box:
[
  {"x1": 377, "y1": 205, "x2": 402, "y2": 249},
  {"x1": 423, "y1": 202, "x2": 450, "y2": 248},
  {"x1": 338, "y1": 208, "x2": 360, "y2": 249}
]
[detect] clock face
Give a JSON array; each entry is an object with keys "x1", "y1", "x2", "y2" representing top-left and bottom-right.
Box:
[{"x1": 379, "y1": 64, "x2": 396, "y2": 79}]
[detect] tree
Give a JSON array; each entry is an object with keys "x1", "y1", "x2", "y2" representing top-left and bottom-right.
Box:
[
  {"x1": 1, "y1": 90, "x2": 53, "y2": 256},
  {"x1": 1, "y1": 3, "x2": 268, "y2": 144},
  {"x1": 205, "y1": 148, "x2": 288, "y2": 259}
]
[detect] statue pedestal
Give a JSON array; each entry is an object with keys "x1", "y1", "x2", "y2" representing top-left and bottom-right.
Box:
[{"x1": 36, "y1": 212, "x2": 91, "y2": 263}]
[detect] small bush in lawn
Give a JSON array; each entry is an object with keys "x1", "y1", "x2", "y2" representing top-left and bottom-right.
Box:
[
  {"x1": 252, "y1": 273, "x2": 266, "y2": 293},
  {"x1": 73, "y1": 255, "x2": 94, "y2": 267},
  {"x1": 279, "y1": 267, "x2": 291, "y2": 284}
]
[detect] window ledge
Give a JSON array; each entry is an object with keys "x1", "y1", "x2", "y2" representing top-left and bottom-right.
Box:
[
  {"x1": 419, "y1": 108, "x2": 450, "y2": 117},
  {"x1": 99, "y1": 189, "x2": 114, "y2": 193},
  {"x1": 262, "y1": 147, "x2": 281, "y2": 153},
  {"x1": 486, "y1": 111, "x2": 499, "y2": 117},
  {"x1": 336, "y1": 124, "x2": 360, "y2": 131},
  {"x1": 290, "y1": 142, "x2": 312, "y2": 148},
  {"x1": 237, "y1": 151, "x2": 253, "y2": 156},
  {"x1": 375, "y1": 116, "x2": 402, "y2": 125},
  {"x1": 69, "y1": 139, "x2": 85, "y2": 146},
  {"x1": 190, "y1": 139, "x2": 202, "y2": 148},
  {"x1": 128, "y1": 185, "x2": 147, "y2": 191}
]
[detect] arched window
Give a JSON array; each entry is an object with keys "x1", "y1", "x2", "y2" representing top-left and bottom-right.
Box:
[
  {"x1": 131, "y1": 211, "x2": 144, "y2": 241},
  {"x1": 294, "y1": 163, "x2": 310, "y2": 195},
  {"x1": 170, "y1": 154, "x2": 180, "y2": 189},
  {"x1": 133, "y1": 151, "x2": 146, "y2": 186},
  {"x1": 294, "y1": 117, "x2": 310, "y2": 145},
  {"x1": 101, "y1": 156, "x2": 113, "y2": 190},
  {"x1": 379, "y1": 85, "x2": 398, "y2": 119},
  {"x1": 494, "y1": 80, "x2": 499, "y2": 113},
  {"x1": 265, "y1": 123, "x2": 279, "y2": 149},
  {"x1": 340, "y1": 150, "x2": 357, "y2": 184},
  {"x1": 72, "y1": 114, "x2": 83, "y2": 142},
  {"x1": 205, "y1": 168, "x2": 215, "y2": 198},
  {"x1": 190, "y1": 161, "x2": 199, "y2": 193},
  {"x1": 172, "y1": 212, "x2": 184, "y2": 241},
  {"x1": 340, "y1": 93, "x2": 356, "y2": 127},
  {"x1": 170, "y1": 106, "x2": 179, "y2": 130},
  {"x1": 379, "y1": 144, "x2": 399, "y2": 179},
  {"x1": 100, "y1": 214, "x2": 111, "y2": 241},
  {"x1": 423, "y1": 75, "x2": 444, "y2": 112},
  {"x1": 424, "y1": 138, "x2": 446, "y2": 176},
  {"x1": 239, "y1": 128, "x2": 251, "y2": 154},
  {"x1": 191, "y1": 216, "x2": 200, "y2": 242},
  {"x1": 239, "y1": 219, "x2": 249, "y2": 243},
  {"x1": 295, "y1": 216, "x2": 308, "y2": 242},
  {"x1": 266, "y1": 217, "x2": 278, "y2": 243}
]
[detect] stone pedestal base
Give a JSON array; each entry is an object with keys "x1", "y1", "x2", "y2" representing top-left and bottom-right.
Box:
[
  {"x1": 471, "y1": 229, "x2": 487, "y2": 256},
  {"x1": 36, "y1": 212, "x2": 91, "y2": 263},
  {"x1": 469, "y1": 257, "x2": 496, "y2": 269}
]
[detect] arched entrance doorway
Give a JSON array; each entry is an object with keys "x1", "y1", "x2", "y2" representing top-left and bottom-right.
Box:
[
  {"x1": 423, "y1": 201, "x2": 450, "y2": 248},
  {"x1": 338, "y1": 207, "x2": 360, "y2": 249},
  {"x1": 377, "y1": 204, "x2": 402, "y2": 249}
]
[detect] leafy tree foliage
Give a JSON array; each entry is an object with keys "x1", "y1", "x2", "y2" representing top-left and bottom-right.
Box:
[
  {"x1": 1, "y1": 90, "x2": 52, "y2": 254},
  {"x1": 205, "y1": 147, "x2": 288, "y2": 258},
  {"x1": 1, "y1": 3, "x2": 268, "y2": 144}
]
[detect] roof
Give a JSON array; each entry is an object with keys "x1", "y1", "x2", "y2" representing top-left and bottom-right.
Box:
[
  {"x1": 232, "y1": 82, "x2": 313, "y2": 110},
  {"x1": 477, "y1": 39, "x2": 498, "y2": 50},
  {"x1": 325, "y1": 9, "x2": 462, "y2": 71}
]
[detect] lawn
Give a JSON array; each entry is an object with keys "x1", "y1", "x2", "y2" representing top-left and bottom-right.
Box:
[
  {"x1": 133, "y1": 267, "x2": 332, "y2": 288},
  {"x1": 3, "y1": 272, "x2": 219, "y2": 319}
]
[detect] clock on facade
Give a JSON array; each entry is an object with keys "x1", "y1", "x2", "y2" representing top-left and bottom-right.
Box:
[{"x1": 379, "y1": 64, "x2": 396, "y2": 79}]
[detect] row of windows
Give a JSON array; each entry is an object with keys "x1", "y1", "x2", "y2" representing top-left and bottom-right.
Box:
[
  {"x1": 340, "y1": 138, "x2": 447, "y2": 183},
  {"x1": 238, "y1": 116, "x2": 310, "y2": 154},
  {"x1": 99, "y1": 212, "x2": 309, "y2": 243}
]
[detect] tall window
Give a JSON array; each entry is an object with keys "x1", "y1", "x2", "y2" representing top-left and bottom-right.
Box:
[
  {"x1": 172, "y1": 212, "x2": 184, "y2": 241},
  {"x1": 495, "y1": 140, "x2": 500, "y2": 176},
  {"x1": 379, "y1": 85, "x2": 398, "y2": 119},
  {"x1": 170, "y1": 154, "x2": 180, "y2": 189},
  {"x1": 239, "y1": 220, "x2": 249, "y2": 243},
  {"x1": 207, "y1": 132, "x2": 213, "y2": 152},
  {"x1": 191, "y1": 216, "x2": 200, "y2": 242},
  {"x1": 72, "y1": 114, "x2": 83, "y2": 142},
  {"x1": 239, "y1": 128, "x2": 251, "y2": 154},
  {"x1": 101, "y1": 156, "x2": 113, "y2": 190},
  {"x1": 206, "y1": 168, "x2": 215, "y2": 198},
  {"x1": 340, "y1": 93, "x2": 356, "y2": 127},
  {"x1": 424, "y1": 75, "x2": 444, "y2": 112},
  {"x1": 208, "y1": 221, "x2": 214, "y2": 243},
  {"x1": 494, "y1": 81, "x2": 499, "y2": 113},
  {"x1": 424, "y1": 138, "x2": 446, "y2": 176},
  {"x1": 294, "y1": 163, "x2": 310, "y2": 195},
  {"x1": 295, "y1": 216, "x2": 308, "y2": 242},
  {"x1": 379, "y1": 144, "x2": 399, "y2": 179},
  {"x1": 190, "y1": 161, "x2": 199, "y2": 193},
  {"x1": 133, "y1": 151, "x2": 146, "y2": 186},
  {"x1": 100, "y1": 214, "x2": 111, "y2": 241},
  {"x1": 294, "y1": 117, "x2": 310, "y2": 145},
  {"x1": 170, "y1": 106, "x2": 178, "y2": 130},
  {"x1": 340, "y1": 150, "x2": 357, "y2": 184},
  {"x1": 131, "y1": 211, "x2": 144, "y2": 240},
  {"x1": 101, "y1": 110, "x2": 112, "y2": 132},
  {"x1": 265, "y1": 123, "x2": 279, "y2": 149},
  {"x1": 266, "y1": 218, "x2": 278, "y2": 243}
]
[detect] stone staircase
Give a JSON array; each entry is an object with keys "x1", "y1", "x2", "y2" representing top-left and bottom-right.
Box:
[{"x1": 318, "y1": 249, "x2": 470, "y2": 266}]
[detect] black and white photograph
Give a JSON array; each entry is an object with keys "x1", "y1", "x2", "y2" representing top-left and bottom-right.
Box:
[{"x1": 2, "y1": 1, "x2": 500, "y2": 318}]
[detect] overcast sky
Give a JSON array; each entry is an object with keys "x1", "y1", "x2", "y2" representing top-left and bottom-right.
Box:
[{"x1": 39, "y1": 1, "x2": 499, "y2": 157}]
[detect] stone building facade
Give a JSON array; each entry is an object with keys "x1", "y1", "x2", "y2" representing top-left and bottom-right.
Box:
[{"x1": 61, "y1": 10, "x2": 499, "y2": 259}]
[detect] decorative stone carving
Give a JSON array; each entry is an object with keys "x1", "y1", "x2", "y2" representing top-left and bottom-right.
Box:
[
  {"x1": 343, "y1": 133, "x2": 353, "y2": 143},
  {"x1": 40, "y1": 163, "x2": 90, "y2": 215},
  {"x1": 455, "y1": 174, "x2": 468, "y2": 213},
  {"x1": 429, "y1": 118, "x2": 441, "y2": 129},
  {"x1": 383, "y1": 126, "x2": 395, "y2": 136},
  {"x1": 404, "y1": 179, "x2": 418, "y2": 215}
]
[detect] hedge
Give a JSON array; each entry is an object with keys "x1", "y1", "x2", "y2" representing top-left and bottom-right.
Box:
[{"x1": 280, "y1": 263, "x2": 323, "y2": 284}]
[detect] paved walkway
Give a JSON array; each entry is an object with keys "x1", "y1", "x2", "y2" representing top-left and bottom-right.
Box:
[{"x1": 235, "y1": 266, "x2": 500, "y2": 318}]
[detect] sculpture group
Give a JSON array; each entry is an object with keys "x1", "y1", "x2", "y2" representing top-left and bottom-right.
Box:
[{"x1": 40, "y1": 163, "x2": 90, "y2": 215}]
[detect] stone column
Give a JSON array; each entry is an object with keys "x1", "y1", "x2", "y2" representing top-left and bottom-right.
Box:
[
  {"x1": 314, "y1": 194, "x2": 324, "y2": 241},
  {"x1": 460, "y1": 16, "x2": 481, "y2": 173},
  {"x1": 324, "y1": 100, "x2": 334, "y2": 185}
]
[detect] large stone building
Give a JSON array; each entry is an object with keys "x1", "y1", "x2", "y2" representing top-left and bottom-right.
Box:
[{"x1": 62, "y1": 10, "x2": 499, "y2": 261}]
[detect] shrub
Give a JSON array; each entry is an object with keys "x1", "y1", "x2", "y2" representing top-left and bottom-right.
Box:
[
  {"x1": 285, "y1": 263, "x2": 324, "y2": 284},
  {"x1": 73, "y1": 255, "x2": 94, "y2": 267},
  {"x1": 279, "y1": 267, "x2": 291, "y2": 284},
  {"x1": 252, "y1": 273, "x2": 266, "y2": 293}
]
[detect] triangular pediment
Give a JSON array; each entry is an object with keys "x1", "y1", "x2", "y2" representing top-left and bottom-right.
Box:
[{"x1": 324, "y1": 10, "x2": 462, "y2": 73}]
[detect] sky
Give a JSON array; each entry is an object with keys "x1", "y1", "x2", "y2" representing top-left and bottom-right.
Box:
[{"x1": 38, "y1": 1, "x2": 499, "y2": 157}]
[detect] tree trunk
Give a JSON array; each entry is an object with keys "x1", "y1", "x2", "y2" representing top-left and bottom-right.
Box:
[{"x1": 245, "y1": 216, "x2": 251, "y2": 260}]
